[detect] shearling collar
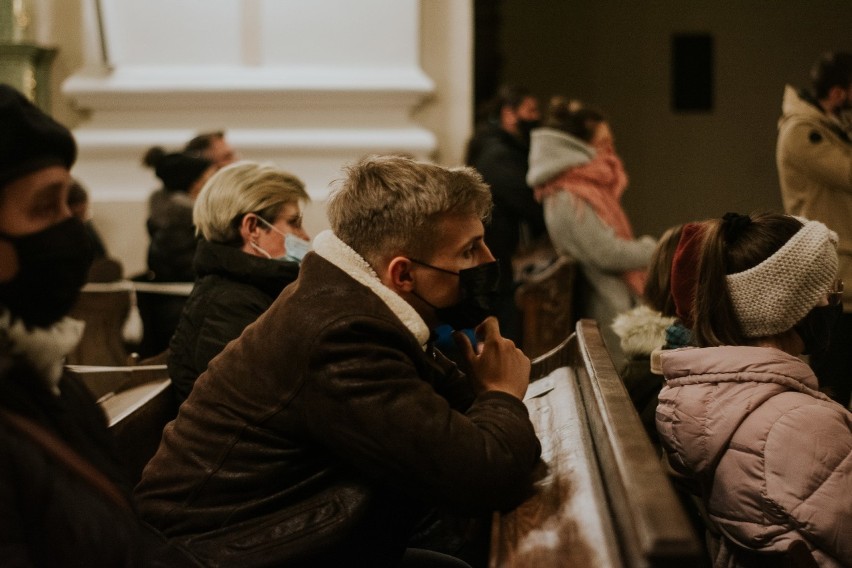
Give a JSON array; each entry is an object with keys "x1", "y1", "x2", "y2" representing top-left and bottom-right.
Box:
[
  {"x1": 312, "y1": 230, "x2": 430, "y2": 348},
  {"x1": 0, "y1": 311, "x2": 84, "y2": 395}
]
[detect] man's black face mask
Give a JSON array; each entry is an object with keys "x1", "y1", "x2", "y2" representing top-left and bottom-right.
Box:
[{"x1": 410, "y1": 259, "x2": 500, "y2": 330}]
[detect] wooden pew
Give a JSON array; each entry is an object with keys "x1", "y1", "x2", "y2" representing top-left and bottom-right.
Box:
[
  {"x1": 67, "y1": 258, "x2": 133, "y2": 366},
  {"x1": 515, "y1": 255, "x2": 577, "y2": 359},
  {"x1": 490, "y1": 319, "x2": 702, "y2": 567},
  {"x1": 66, "y1": 364, "x2": 177, "y2": 486}
]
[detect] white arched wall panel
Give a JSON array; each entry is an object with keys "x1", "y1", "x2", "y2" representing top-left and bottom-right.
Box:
[{"x1": 57, "y1": 0, "x2": 471, "y2": 275}]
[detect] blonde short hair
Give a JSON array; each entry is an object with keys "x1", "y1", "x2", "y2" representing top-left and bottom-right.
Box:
[
  {"x1": 194, "y1": 161, "x2": 309, "y2": 244},
  {"x1": 327, "y1": 155, "x2": 492, "y2": 266}
]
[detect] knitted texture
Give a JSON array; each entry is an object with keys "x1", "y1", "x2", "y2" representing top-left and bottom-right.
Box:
[{"x1": 726, "y1": 220, "x2": 838, "y2": 337}]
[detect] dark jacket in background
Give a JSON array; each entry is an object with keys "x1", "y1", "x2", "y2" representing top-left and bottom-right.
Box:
[
  {"x1": 168, "y1": 239, "x2": 300, "y2": 404},
  {"x1": 469, "y1": 124, "x2": 546, "y2": 269},
  {"x1": 468, "y1": 124, "x2": 546, "y2": 343},
  {"x1": 136, "y1": 252, "x2": 541, "y2": 566},
  {"x1": 146, "y1": 189, "x2": 197, "y2": 283},
  {"x1": 0, "y1": 355, "x2": 194, "y2": 567},
  {"x1": 137, "y1": 189, "x2": 197, "y2": 357}
]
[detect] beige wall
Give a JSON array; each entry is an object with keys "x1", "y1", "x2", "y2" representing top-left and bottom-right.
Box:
[
  {"x1": 30, "y1": 0, "x2": 88, "y2": 128},
  {"x1": 415, "y1": 0, "x2": 473, "y2": 166},
  {"x1": 26, "y1": 1, "x2": 472, "y2": 275},
  {"x1": 501, "y1": 0, "x2": 852, "y2": 237}
]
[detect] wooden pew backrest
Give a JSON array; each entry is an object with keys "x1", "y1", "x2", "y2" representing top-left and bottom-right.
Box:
[
  {"x1": 68, "y1": 282, "x2": 132, "y2": 366},
  {"x1": 67, "y1": 364, "x2": 177, "y2": 486},
  {"x1": 515, "y1": 256, "x2": 577, "y2": 359},
  {"x1": 573, "y1": 319, "x2": 701, "y2": 567},
  {"x1": 490, "y1": 320, "x2": 702, "y2": 567}
]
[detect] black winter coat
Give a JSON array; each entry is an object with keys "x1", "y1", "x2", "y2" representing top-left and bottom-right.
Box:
[
  {"x1": 468, "y1": 124, "x2": 546, "y2": 282},
  {"x1": 168, "y1": 239, "x2": 300, "y2": 404},
  {"x1": 0, "y1": 354, "x2": 195, "y2": 567},
  {"x1": 145, "y1": 189, "x2": 197, "y2": 283}
]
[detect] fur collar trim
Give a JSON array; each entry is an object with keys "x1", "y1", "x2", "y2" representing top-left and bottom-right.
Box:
[
  {"x1": 0, "y1": 311, "x2": 84, "y2": 395},
  {"x1": 611, "y1": 305, "x2": 675, "y2": 358},
  {"x1": 312, "y1": 230, "x2": 430, "y2": 347}
]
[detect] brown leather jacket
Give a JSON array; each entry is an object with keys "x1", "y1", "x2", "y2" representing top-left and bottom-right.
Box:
[{"x1": 135, "y1": 252, "x2": 541, "y2": 566}]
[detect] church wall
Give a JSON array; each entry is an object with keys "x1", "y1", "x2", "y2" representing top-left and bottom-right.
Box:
[{"x1": 500, "y1": 0, "x2": 852, "y2": 237}]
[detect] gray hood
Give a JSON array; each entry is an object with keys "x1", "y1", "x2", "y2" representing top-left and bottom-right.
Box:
[{"x1": 526, "y1": 127, "x2": 595, "y2": 187}]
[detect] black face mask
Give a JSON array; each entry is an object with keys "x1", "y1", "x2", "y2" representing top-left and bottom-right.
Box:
[
  {"x1": 0, "y1": 217, "x2": 93, "y2": 328},
  {"x1": 794, "y1": 303, "x2": 842, "y2": 356},
  {"x1": 517, "y1": 119, "x2": 541, "y2": 141},
  {"x1": 411, "y1": 259, "x2": 500, "y2": 330}
]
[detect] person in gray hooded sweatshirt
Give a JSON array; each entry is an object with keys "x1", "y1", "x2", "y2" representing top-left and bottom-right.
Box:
[{"x1": 527, "y1": 98, "x2": 655, "y2": 363}]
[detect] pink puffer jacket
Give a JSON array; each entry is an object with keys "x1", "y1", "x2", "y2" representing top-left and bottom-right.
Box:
[{"x1": 657, "y1": 346, "x2": 851, "y2": 567}]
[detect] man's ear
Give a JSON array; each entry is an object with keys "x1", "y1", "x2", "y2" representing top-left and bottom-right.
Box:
[{"x1": 384, "y1": 256, "x2": 415, "y2": 293}]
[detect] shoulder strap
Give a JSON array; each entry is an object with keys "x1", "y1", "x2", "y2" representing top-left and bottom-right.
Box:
[{"x1": 0, "y1": 408, "x2": 131, "y2": 511}]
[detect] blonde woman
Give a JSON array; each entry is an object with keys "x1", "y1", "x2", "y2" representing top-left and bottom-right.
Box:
[{"x1": 168, "y1": 161, "x2": 310, "y2": 403}]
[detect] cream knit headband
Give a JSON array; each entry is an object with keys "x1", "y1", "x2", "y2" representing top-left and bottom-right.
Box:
[{"x1": 726, "y1": 219, "x2": 838, "y2": 338}]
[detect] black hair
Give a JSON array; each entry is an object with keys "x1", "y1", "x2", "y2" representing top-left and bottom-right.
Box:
[
  {"x1": 811, "y1": 52, "x2": 852, "y2": 99},
  {"x1": 184, "y1": 131, "x2": 225, "y2": 154}
]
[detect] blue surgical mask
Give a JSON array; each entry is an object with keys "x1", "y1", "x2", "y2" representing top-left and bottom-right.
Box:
[
  {"x1": 254, "y1": 216, "x2": 311, "y2": 264},
  {"x1": 283, "y1": 233, "x2": 311, "y2": 264}
]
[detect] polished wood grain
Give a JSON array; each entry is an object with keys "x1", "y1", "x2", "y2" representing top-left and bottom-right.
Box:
[{"x1": 491, "y1": 320, "x2": 702, "y2": 567}]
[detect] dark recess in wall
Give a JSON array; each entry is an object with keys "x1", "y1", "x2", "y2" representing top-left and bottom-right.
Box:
[{"x1": 672, "y1": 34, "x2": 714, "y2": 112}]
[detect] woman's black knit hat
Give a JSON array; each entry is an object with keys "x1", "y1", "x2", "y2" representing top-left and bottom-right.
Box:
[{"x1": 0, "y1": 84, "x2": 76, "y2": 188}]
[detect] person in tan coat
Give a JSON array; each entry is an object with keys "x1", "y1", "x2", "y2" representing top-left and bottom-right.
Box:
[{"x1": 776, "y1": 51, "x2": 852, "y2": 407}]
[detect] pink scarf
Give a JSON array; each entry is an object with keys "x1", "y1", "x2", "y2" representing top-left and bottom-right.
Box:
[{"x1": 534, "y1": 148, "x2": 647, "y2": 296}]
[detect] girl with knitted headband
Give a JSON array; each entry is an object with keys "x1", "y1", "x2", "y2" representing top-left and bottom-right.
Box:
[{"x1": 656, "y1": 212, "x2": 851, "y2": 567}]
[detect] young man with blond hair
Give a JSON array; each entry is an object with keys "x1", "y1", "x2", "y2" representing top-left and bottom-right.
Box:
[{"x1": 136, "y1": 155, "x2": 541, "y2": 567}]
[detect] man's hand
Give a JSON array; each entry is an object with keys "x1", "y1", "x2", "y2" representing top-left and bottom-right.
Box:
[{"x1": 453, "y1": 316, "x2": 530, "y2": 400}]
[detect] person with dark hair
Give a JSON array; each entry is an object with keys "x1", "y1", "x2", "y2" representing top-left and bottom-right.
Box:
[
  {"x1": 527, "y1": 98, "x2": 656, "y2": 365},
  {"x1": 143, "y1": 146, "x2": 215, "y2": 283},
  {"x1": 464, "y1": 85, "x2": 546, "y2": 345},
  {"x1": 137, "y1": 147, "x2": 216, "y2": 357},
  {"x1": 0, "y1": 83, "x2": 196, "y2": 567},
  {"x1": 657, "y1": 212, "x2": 851, "y2": 566},
  {"x1": 136, "y1": 155, "x2": 540, "y2": 567},
  {"x1": 184, "y1": 130, "x2": 237, "y2": 168},
  {"x1": 777, "y1": 51, "x2": 852, "y2": 408}
]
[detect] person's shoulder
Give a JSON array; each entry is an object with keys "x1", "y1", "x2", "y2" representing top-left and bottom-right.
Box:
[
  {"x1": 269, "y1": 255, "x2": 402, "y2": 333},
  {"x1": 762, "y1": 398, "x2": 850, "y2": 502},
  {"x1": 475, "y1": 129, "x2": 525, "y2": 161}
]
